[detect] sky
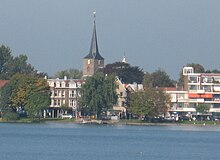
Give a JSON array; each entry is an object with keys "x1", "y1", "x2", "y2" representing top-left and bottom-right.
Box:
[{"x1": 0, "y1": 0, "x2": 220, "y2": 80}]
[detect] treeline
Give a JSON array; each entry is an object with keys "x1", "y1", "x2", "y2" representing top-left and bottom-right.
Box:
[
  {"x1": 1, "y1": 44, "x2": 220, "y2": 121},
  {"x1": 0, "y1": 45, "x2": 50, "y2": 120}
]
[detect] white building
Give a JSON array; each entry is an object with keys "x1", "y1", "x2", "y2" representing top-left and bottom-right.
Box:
[
  {"x1": 166, "y1": 67, "x2": 220, "y2": 116},
  {"x1": 47, "y1": 77, "x2": 84, "y2": 118}
]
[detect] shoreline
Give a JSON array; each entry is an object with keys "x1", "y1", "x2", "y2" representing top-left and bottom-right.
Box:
[{"x1": 1, "y1": 117, "x2": 220, "y2": 127}]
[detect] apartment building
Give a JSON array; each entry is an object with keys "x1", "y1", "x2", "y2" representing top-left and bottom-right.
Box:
[
  {"x1": 167, "y1": 67, "x2": 220, "y2": 116},
  {"x1": 47, "y1": 77, "x2": 84, "y2": 118}
]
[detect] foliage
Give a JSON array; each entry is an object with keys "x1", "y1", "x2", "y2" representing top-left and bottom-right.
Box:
[
  {"x1": 0, "y1": 45, "x2": 13, "y2": 78},
  {"x1": 128, "y1": 88, "x2": 171, "y2": 118},
  {"x1": 79, "y1": 72, "x2": 117, "y2": 119},
  {"x1": 188, "y1": 63, "x2": 205, "y2": 73},
  {"x1": 25, "y1": 92, "x2": 50, "y2": 119},
  {"x1": 2, "y1": 111, "x2": 19, "y2": 121},
  {"x1": 143, "y1": 69, "x2": 175, "y2": 89},
  {"x1": 0, "y1": 82, "x2": 13, "y2": 110},
  {"x1": 0, "y1": 45, "x2": 43, "y2": 80},
  {"x1": 53, "y1": 68, "x2": 82, "y2": 79},
  {"x1": 150, "y1": 69, "x2": 174, "y2": 87},
  {"x1": 205, "y1": 69, "x2": 220, "y2": 73},
  {"x1": 195, "y1": 104, "x2": 210, "y2": 114},
  {"x1": 0, "y1": 74, "x2": 50, "y2": 119},
  {"x1": 103, "y1": 62, "x2": 144, "y2": 84}
]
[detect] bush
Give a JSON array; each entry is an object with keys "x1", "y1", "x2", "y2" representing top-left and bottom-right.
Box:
[{"x1": 2, "y1": 111, "x2": 19, "y2": 121}]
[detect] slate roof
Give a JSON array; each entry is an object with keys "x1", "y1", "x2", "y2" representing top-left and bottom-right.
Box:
[{"x1": 84, "y1": 22, "x2": 104, "y2": 60}]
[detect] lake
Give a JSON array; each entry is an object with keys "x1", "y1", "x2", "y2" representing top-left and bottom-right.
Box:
[{"x1": 0, "y1": 123, "x2": 220, "y2": 160}]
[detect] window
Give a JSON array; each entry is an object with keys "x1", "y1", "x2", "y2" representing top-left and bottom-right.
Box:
[
  {"x1": 58, "y1": 100, "x2": 61, "y2": 106},
  {"x1": 62, "y1": 82, "x2": 66, "y2": 88},
  {"x1": 69, "y1": 90, "x2": 76, "y2": 97},
  {"x1": 88, "y1": 59, "x2": 91, "y2": 64},
  {"x1": 189, "y1": 85, "x2": 197, "y2": 90},
  {"x1": 62, "y1": 91, "x2": 65, "y2": 97},
  {"x1": 56, "y1": 82, "x2": 60, "y2": 88},
  {"x1": 69, "y1": 100, "x2": 74, "y2": 107},
  {"x1": 189, "y1": 76, "x2": 198, "y2": 83},
  {"x1": 54, "y1": 90, "x2": 58, "y2": 96}
]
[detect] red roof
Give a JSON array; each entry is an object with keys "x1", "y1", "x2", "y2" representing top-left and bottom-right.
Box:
[{"x1": 0, "y1": 80, "x2": 10, "y2": 89}]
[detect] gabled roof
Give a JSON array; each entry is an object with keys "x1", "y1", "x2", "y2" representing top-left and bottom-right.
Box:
[{"x1": 84, "y1": 20, "x2": 104, "y2": 60}]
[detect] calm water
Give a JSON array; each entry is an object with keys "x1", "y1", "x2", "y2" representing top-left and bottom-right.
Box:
[{"x1": 0, "y1": 123, "x2": 220, "y2": 160}]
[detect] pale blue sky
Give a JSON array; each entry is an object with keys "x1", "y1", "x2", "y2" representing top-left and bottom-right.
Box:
[{"x1": 0, "y1": 0, "x2": 220, "y2": 80}]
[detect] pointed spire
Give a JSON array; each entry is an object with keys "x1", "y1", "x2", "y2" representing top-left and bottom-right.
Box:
[{"x1": 84, "y1": 12, "x2": 104, "y2": 60}]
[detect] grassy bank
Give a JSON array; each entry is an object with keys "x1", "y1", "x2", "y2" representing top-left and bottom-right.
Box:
[
  {"x1": 0, "y1": 117, "x2": 76, "y2": 123},
  {"x1": 1, "y1": 117, "x2": 220, "y2": 126}
]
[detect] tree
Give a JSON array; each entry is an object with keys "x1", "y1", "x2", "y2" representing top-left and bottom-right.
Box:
[
  {"x1": 195, "y1": 104, "x2": 210, "y2": 114},
  {"x1": 205, "y1": 69, "x2": 220, "y2": 73},
  {"x1": 0, "y1": 81, "x2": 17, "y2": 119},
  {"x1": 0, "y1": 74, "x2": 50, "y2": 120},
  {"x1": 128, "y1": 88, "x2": 171, "y2": 120},
  {"x1": 25, "y1": 92, "x2": 50, "y2": 120},
  {"x1": 188, "y1": 63, "x2": 205, "y2": 73},
  {"x1": 0, "y1": 45, "x2": 13, "y2": 79},
  {"x1": 0, "y1": 45, "x2": 41, "y2": 80},
  {"x1": 195, "y1": 104, "x2": 210, "y2": 121},
  {"x1": 103, "y1": 62, "x2": 144, "y2": 84},
  {"x1": 79, "y1": 72, "x2": 117, "y2": 119},
  {"x1": 142, "y1": 69, "x2": 175, "y2": 90},
  {"x1": 53, "y1": 68, "x2": 82, "y2": 79},
  {"x1": 149, "y1": 69, "x2": 174, "y2": 88}
]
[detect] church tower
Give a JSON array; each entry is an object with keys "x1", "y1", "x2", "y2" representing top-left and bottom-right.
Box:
[{"x1": 83, "y1": 12, "x2": 104, "y2": 78}]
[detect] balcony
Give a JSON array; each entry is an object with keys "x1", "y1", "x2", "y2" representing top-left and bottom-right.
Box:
[
  {"x1": 189, "y1": 99, "x2": 204, "y2": 103},
  {"x1": 196, "y1": 90, "x2": 205, "y2": 94}
]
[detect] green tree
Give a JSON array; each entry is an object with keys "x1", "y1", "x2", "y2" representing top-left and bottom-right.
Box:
[
  {"x1": 150, "y1": 69, "x2": 174, "y2": 87},
  {"x1": 142, "y1": 69, "x2": 175, "y2": 89},
  {"x1": 79, "y1": 72, "x2": 117, "y2": 119},
  {"x1": 128, "y1": 88, "x2": 171, "y2": 119},
  {"x1": 195, "y1": 104, "x2": 210, "y2": 114},
  {"x1": 25, "y1": 92, "x2": 50, "y2": 120},
  {"x1": 0, "y1": 74, "x2": 50, "y2": 120},
  {"x1": 0, "y1": 45, "x2": 13, "y2": 79},
  {"x1": 0, "y1": 45, "x2": 42, "y2": 80},
  {"x1": 195, "y1": 104, "x2": 210, "y2": 121},
  {"x1": 205, "y1": 69, "x2": 220, "y2": 73},
  {"x1": 103, "y1": 62, "x2": 144, "y2": 84},
  {"x1": 53, "y1": 68, "x2": 82, "y2": 79},
  {"x1": 0, "y1": 81, "x2": 18, "y2": 120}
]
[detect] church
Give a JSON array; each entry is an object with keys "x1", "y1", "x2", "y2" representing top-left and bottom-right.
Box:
[
  {"x1": 82, "y1": 13, "x2": 104, "y2": 78},
  {"x1": 46, "y1": 13, "x2": 105, "y2": 118}
]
